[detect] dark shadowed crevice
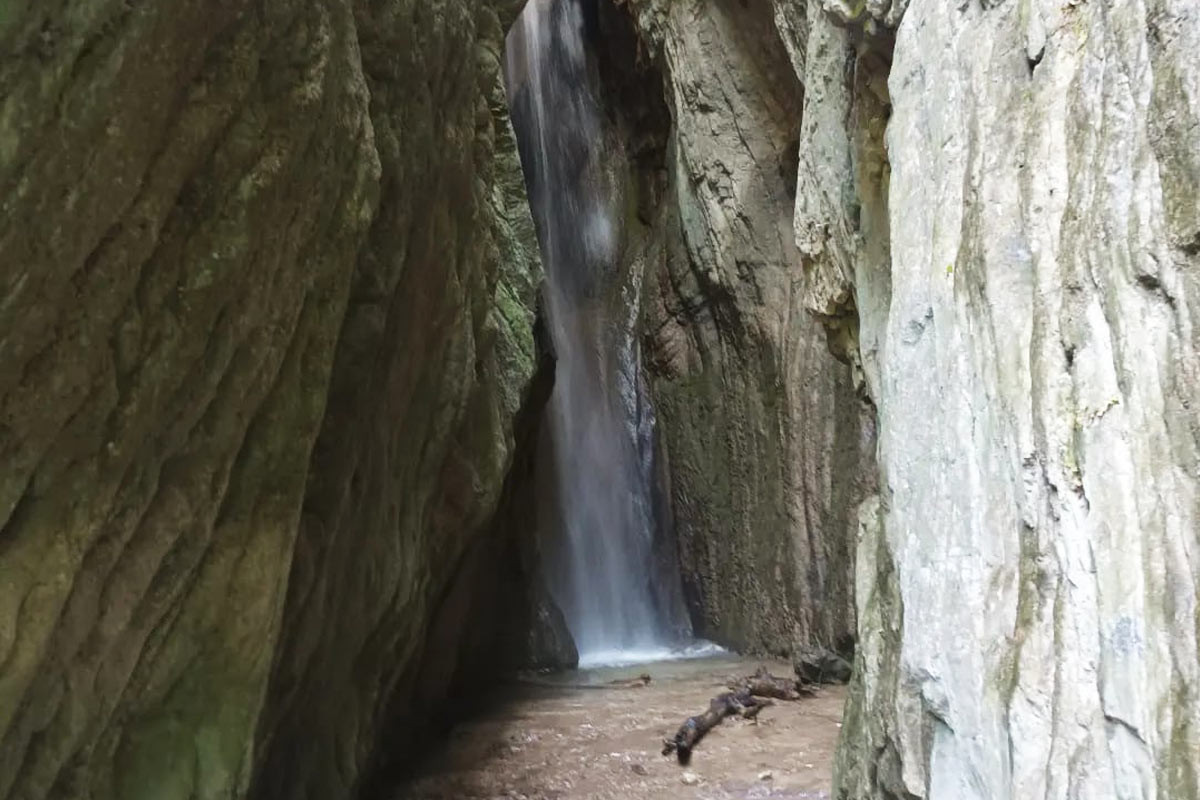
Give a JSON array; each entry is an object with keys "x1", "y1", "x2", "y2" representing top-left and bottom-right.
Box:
[{"x1": 357, "y1": 311, "x2": 566, "y2": 800}]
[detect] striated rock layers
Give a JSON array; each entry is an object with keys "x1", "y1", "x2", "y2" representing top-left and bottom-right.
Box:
[
  {"x1": 777, "y1": 0, "x2": 1199, "y2": 797},
  {"x1": 5, "y1": 0, "x2": 1198, "y2": 798},
  {"x1": 0, "y1": 2, "x2": 552, "y2": 799},
  {"x1": 611, "y1": 0, "x2": 877, "y2": 659},
  {"x1": 616, "y1": 0, "x2": 1198, "y2": 795}
]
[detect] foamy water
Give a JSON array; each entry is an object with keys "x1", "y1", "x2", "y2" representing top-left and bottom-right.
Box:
[{"x1": 577, "y1": 641, "x2": 727, "y2": 669}]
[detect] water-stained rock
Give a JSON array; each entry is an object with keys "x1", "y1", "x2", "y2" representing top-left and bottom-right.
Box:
[{"x1": 614, "y1": 0, "x2": 877, "y2": 658}]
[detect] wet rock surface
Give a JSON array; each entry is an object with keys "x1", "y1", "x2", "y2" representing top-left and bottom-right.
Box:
[
  {"x1": 397, "y1": 657, "x2": 845, "y2": 800},
  {"x1": 612, "y1": 0, "x2": 877, "y2": 659},
  {"x1": 792, "y1": 647, "x2": 852, "y2": 687}
]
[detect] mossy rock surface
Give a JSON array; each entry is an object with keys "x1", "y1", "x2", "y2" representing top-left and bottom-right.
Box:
[{"x1": 0, "y1": 2, "x2": 540, "y2": 798}]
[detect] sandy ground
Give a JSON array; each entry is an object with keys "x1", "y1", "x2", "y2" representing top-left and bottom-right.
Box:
[{"x1": 397, "y1": 655, "x2": 846, "y2": 800}]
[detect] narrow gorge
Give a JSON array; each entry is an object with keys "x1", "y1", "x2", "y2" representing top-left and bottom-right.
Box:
[{"x1": 0, "y1": 1, "x2": 1196, "y2": 799}]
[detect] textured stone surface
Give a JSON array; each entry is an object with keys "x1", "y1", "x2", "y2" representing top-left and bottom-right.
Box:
[
  {"x1": 616, "y1": 0, "x2": 877, "y2": 657},
  {"x1": 252, "y1": 2, "x2": 548, "y2": 797},
  {"x1": 8, "y1": 1, "x2": 1197, "y2": 799},
  {"x1": 777, "y1": 0, "x2": 1200, "y2": 797},
  {"x1": 0, "y1": 1, "x2": 542, "y2": 798},
  {"x1": 0, "y1": 3, "x2": 377, "y2": 797},
  {"x1": 619, "y1": 0, "x2": 1200, "y2": 793}
]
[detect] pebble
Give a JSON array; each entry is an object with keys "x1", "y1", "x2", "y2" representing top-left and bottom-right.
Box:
[
  {"x1": 681, "y1": 771, "x2": 701, "y2": 785},
  {"x1": 758, "y1": 770, "x2": 774, "y2": 781},
  {"x1": 631, "y1": 763, "x2": 648, "y2": 776}
]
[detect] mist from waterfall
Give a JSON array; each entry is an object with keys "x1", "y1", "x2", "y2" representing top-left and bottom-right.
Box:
[{"x1": 504, "y1": 0, "x2": 701, "y2": 667}]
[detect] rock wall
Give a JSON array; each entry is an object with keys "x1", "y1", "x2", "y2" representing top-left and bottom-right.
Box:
[
  {"x1": 614, "y1": 0, "x2": 877, "y2": 658},
  {"x1": 7, "y1": 1, "x2": 1197, "y2": 798},
  {"x1": 249, "y1": 2, "x2": 556, "y2": 796},
  {"x1": 0, "y1": 1, "x2": 545, "y2": 798},
  {"x1": 614, "y1": 0, "x2": 1198, "y2": 794},
  {"x1": 780, "y1": 0, "x2": 1200, "y2": 797}
]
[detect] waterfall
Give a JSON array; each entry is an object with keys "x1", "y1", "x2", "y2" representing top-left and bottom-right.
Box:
[{"x1": 505, "y1": 0, "x2": 701, "y2": 667}]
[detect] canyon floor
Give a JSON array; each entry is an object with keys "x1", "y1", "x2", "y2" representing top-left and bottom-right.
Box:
[{"x1": 398, "y1": 656, "x2": 845, "y2": 800}]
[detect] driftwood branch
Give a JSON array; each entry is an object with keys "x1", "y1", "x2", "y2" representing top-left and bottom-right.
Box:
[
  {"x1": 661, "y1": 688, "x2": 771, "y2": 764},
  {"x1": 660, "y1": 666, "x2": 820, "y2": 764}
]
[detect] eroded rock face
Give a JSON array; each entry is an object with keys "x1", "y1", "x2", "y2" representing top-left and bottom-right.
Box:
[
  {"x1": 614, "y1": 0, "x2": 1199, "y2": 793},
  {"x1": 250, "y1": 3, "x2": 552, "y2": 797},
  {"x1": 0, "y1": 2, "x2": 543, "y2": 798},
  {"x1": 781, "y1": 0, "x2": 1200, "y2": 797},
  {"x1": 8, "y1": 1, "x2": 1198, "y2": 798},
  {"x1": 613, "y1": 0, "x2": 878, "y2": 657}
]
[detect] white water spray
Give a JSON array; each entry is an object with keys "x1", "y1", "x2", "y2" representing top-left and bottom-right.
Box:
[{"x1": 505, "y1": 0, "x2": 705, "y2": 666}]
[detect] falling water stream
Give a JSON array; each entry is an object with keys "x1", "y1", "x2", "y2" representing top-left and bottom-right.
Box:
[{"x1": 505, "y1": 0, "x2": 714, "y2": 668}]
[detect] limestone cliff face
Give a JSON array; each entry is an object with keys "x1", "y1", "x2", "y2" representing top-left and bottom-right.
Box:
[
  {"x1": 780, "y1": 0, "x2": 1200, "y2": 797},
  {"x1": 613, "y1": 0, "x2": 877, "y2": 658},
  {"x1": 615, "y1": 0, "x2": 1198, "y2": 795},
  {"x1": 0, "y1": 2, "x2": 542, "y2": 798}
]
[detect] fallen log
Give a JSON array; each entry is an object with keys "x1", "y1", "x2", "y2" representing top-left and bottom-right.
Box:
[
  {"x1": 661, "y1": 688, "x2": 771, "y2": 764},
  {"x1": 730, "y1": 666, "x2": 818, "y2": 700}
]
